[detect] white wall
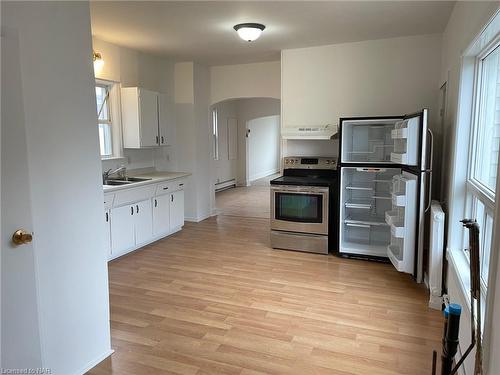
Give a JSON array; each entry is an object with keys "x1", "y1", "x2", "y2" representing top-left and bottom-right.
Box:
[
  {"x1": 235, "y1": 98, "x2": 281, "y2": 185},
  {"x1": 283, "y1": 140, "x2": 338, "y2": 158},
  {"x1": 2, "y1": 2, "x2": 111, "y2": 373},
  {"x1": 210, "y1": 61, "x2": 280, "y2": 105},
  {"x1": 92, "y1": 38, "x2": 177, "y2": 173},
  {"x1": 248, "y1": 115, "x2": 280, "y2": 181},
  {"x1": 437, "y1": 3, "x2": 500, "y2": 374},
  {"x1": 281, "y1": 34, "x2": 443, "y2": 130}
]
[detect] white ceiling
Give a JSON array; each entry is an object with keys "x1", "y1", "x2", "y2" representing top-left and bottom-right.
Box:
[{"x1": 90, "y1": 1, "x2": 456, "y2": 66}]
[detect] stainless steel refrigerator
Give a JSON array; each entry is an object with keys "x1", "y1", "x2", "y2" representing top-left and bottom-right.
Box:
[{"x1": 338, "y1": 109, "x2": 432, "y2": 282}]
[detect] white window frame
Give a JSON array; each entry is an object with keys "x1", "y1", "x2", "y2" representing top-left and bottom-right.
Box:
[
  {"x1": 96, "y1": 79, "x2": 124, "y2": 160},
  {"x1": 461, "y1": 37, "x2": 500, "y2": 295}
]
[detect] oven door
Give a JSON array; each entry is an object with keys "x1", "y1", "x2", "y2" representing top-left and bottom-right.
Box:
[{"x1": 271, "y1": 185, "x2": 329, "y2": 235}]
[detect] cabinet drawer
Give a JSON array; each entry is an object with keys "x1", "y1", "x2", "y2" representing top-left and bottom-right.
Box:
[
  {"x1": 155, "y1": 181, "x2": 174, "y2": 196},
  {"x1": 104, "y1": 193, "x2": 114, "y2": 209},
  {"x1": 114, "y1": 185, "x2": 156, "y2": 206}
]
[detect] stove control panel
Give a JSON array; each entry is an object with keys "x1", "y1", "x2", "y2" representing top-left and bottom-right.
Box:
[{"x1": 283, "y1": 157, "x2": 337, "y2": 170}]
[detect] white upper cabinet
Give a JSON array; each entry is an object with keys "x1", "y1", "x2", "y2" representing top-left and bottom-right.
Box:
[
  {"x1": 121, "y1": 87, "x2": 174, "y2": 148},
  {"x1": 158, "y1": 93, "x2": 175, "y2": 146}
]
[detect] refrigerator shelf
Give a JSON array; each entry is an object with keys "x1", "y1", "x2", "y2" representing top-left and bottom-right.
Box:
[
  {"x1": 390, "y1": 221, "x2": 405, "y2": 238},
  {"x1": 391, "y1": 128, "x2": 408, "y2": 139},
  {"x1": 346, "y1": 186, "x2": 373, "y2": 191},
  {"x1": 342, "y1": 242, "x2": 388, "y2": 257},
  {"x1": 345, "y1": 218, "x2": 388, "y2": 227},
  {"x1": 391, "y1": 193, "x2": 406, "y2": 206},
  {"x1": 345, "y1": 200, "x2": 372, "y2": 209}
]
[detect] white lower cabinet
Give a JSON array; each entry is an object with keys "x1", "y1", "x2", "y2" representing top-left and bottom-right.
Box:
[
  {"x1": 170, "y1": 190, "x2": 184, "y2": 230},
  {"x1": 153, "y1": 194, "x2": 171, "y2": 237},
  {"x1": 134, "y1": 199, "x2": 153, "y2": 245},
  {"x1": 107, "y1": 179, "x2": 186, "y2": 260},
  {"x1": 110, "y1": 204, "x2": 136, "y2": 258}
]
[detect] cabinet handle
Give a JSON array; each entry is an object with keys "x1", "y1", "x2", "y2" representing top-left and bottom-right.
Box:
[
  {"x1": 163, "y1": 187, "x2": 168, "y2": 190},
  {"x1": 171, "y1": 195, "x2": 174, "y2": 202},
  {"x1": 131, "y1": 206, "x2": 134, "y2": 216},
  {"x1": 136, "y1": 205, "x2": 139, "y2": 214},
  {"x1": 154, "y1": 199, "x2": 157, "y2": 207},
  {"x1": 156, "y1": 135, "x2": 159, "y2": 144},
  {"x1": 179, "y1": 183, "x2": 184, "y2": 187},
  {"x1": 105, "y1": 212, "x2": 109, "y2": 222},
  {"x1": 161, "y1": 136, "x2": 165, "y2": 144}
]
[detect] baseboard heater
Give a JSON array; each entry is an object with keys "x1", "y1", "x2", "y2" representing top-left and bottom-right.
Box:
[
  {"x1": 215, "y1": 179, "x2": 236, "y2": 192},
  {"x1": 428, "y1": 201, "x2": 445, "y2": 310}
]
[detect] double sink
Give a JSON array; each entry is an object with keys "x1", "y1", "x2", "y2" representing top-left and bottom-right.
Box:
[{"x1": 103, "y1": 176, "x2": 152, "y2": 186}]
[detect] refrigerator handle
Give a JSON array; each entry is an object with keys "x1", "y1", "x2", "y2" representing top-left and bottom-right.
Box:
[{"x1": 425, "y1": 128, "x2": 434, "y2": 212}]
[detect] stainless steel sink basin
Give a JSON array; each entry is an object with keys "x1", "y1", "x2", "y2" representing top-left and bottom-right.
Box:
[
  {"x1": 108, "y1": 177, "x2": 152, "y2": 182},
  {"x1": 104, "y1": 180, "x2": 132, "y2": 186},
  {"x1": 103, "y1": 176, "x2": 152, "y2": 186}
]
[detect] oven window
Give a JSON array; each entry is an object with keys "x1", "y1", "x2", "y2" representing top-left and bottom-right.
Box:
[{"x1": 275, "y1": 193, "x2": 323, "y2": 223}]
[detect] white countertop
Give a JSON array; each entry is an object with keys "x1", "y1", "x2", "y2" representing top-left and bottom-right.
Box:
[{"x1": 103, "y1": 171, "x2": 191, "y2": 193}]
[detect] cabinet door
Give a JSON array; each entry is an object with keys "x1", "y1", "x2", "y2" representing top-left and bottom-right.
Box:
[
  {"x1": 169, "y1": 190, "x2": 185, "y2": 230},
  {"x1": 138, "y1": 89, "x2": 159, "y2": 147},
  {"x1": 158, "y1": 93, "x2": 175, "y2": 146},
  {"x1": 134, "y1": 199, "x2": 153, "y2": 245},
  {"x1": 104, "y1": 209, "x2": 112, "y2": 258},
  {"x1": 153, "y1": 195, "x2": 170, "y2": 237},
  {"x1": 111, "y1": 205, "x2": 135, "y2": 258}
]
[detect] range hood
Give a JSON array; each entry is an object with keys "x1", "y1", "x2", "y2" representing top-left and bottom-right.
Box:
[{"x1": 281, "y1": 124, "x2": 338, "y2": 140}]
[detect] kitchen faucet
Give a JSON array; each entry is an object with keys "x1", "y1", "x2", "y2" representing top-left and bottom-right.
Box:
[{"x1": 103, "y1": 166, "x2": 126, "y2": 184}]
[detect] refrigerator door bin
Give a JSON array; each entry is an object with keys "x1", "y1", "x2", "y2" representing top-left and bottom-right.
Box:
[
  {"x1": 390, "y1": 117, "x2": 420, "y2": 166},
  {"x1": 387, "y1": 236, "x2": 413, "y2": 273},
  {"x1": 341, "y1": 119, "x2": 401, "y2": 163},
  {"x1": 392, "y1": 193, "x2": 406, "y2": 206},
  {"x1": 390, "y1": 219, "x2": 405, "y2": 238}
]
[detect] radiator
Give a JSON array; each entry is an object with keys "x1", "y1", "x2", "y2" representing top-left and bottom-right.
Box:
[{"x1": 428, "y1": 201, "x2": 445, "y2": 310}]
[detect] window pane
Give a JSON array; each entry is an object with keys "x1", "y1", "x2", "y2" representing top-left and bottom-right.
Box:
[
  {"x1": 474, "y1": 46, "x2": 500, "y2": 192},
  {"x1": 98, "y1": 123, "x2": 112, "y2": 157},
  {"x1": 481, "y1": 214, "x2": 493, "y2": 284},
  {"x1": 95, "y1": 86, "x2": 109, "y2": 121}
]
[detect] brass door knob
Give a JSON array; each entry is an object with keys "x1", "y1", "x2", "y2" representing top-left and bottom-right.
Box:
[{"x1": 12, "y1": 229, "x2": 33, "y2": 245}]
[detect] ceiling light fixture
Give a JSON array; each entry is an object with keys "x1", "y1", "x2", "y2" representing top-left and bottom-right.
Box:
[
  {"x1": 93, "y1": 51, "x2": 104, "y2": 72},
  {"x1": 233, "y1": 23, "x2": 266, "y2": 42}
]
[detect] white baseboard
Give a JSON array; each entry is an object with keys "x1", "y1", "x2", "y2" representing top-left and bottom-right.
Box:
[
  {"x1": 74, "y1": 349, "x2": 114, "y2": 375},
  {"x1": 185, "y1": 212, "x2": 211, "y2": 223},
  {"x1": 249, "y1": 168, "x2": 279, "y2": 182}
]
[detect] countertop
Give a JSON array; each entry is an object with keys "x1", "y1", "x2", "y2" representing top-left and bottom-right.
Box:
[{"x1": 103, "y1": 171, "x2": 191, "y2": 193}]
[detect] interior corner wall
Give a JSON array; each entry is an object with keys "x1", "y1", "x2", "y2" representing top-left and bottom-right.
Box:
[{"x1": 92, "y1": 37, "x2": 177, "y2": 173}]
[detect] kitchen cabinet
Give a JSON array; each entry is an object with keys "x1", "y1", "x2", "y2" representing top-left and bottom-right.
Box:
[
  {"x1": 110, "y1": 204, "x2": 136, "y2": 258},
  {"x1": 107, "y1": 177, "x2": 186, "y2": 260},
  {"x1": 153, "y1": 194, "x2": 170, "y2": 237},
  {"x1": 169, "y1": 190, "x2": 184, "y2": 230},
  {"x1": 104, "y1": 209, "x2": 111, "y2": 257},
  {"x1": 134, "y1": 199, "x2": 153, "y2": 245},
  {"x1": 121, "y1": 87, "x2": 174, "y2": 148},
  {"x1": 158, "y1": 93, "x2": 175, "y2": 146}
]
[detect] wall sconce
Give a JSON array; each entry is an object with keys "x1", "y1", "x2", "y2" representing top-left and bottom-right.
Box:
[{"x1": 93, "y1": 51, "x2": 104, "y2": 73}]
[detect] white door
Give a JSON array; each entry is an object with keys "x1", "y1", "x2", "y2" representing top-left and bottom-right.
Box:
[
  {"x1": 2, "y1": 27, "x2": 42, "y2": 366},
  {"x1": 170, "y1": 190, "x2": 185, "y2": 230},
  {"x1": 153, "y1": 195, "x2": 171, "y2": 237},
  {"x1": 104, "y1": 209, "x2": 112, "y2": 258},
  {"x1": 158, "y1": 93, "x2": 175, "y2": 146},
  {"x1": 111, "y1": 205, "x2": 135, "y2": 257},
  {"x1": 135, "y1": 199, "x2": 153, "y2": 245},
  {"x1": 139, "y1": 88, "x2": 159, "y2": 147}
]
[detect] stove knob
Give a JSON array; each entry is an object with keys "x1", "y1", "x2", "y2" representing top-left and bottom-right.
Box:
[
  {"x1": 285, "y1": 159, "x2": 289, "y2": 164},
  {"x1": 326, "y1": 160, "x2": 330, "y2": 164}
]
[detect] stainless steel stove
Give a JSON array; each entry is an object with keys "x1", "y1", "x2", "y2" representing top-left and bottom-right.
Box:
[{"x1": 270, "y1": 157, "x2": 338, "y2": 254}]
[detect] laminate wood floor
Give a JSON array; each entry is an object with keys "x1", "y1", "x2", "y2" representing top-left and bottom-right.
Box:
[{"x1": 88, "y1": 213, "x2": 443, "y2": 375}]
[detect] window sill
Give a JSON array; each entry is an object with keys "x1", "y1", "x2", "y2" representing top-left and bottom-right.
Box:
[
  {"x1": 447, "y1": 247, "x2": 472, "y2": 310},
  {"x1": 101, "y1": 156, "x2": 126, "y2": 162}
]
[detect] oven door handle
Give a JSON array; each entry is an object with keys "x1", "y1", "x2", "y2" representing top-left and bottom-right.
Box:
[{"x1": 271, "y1": 185, "x2": 329, "y2": 194}]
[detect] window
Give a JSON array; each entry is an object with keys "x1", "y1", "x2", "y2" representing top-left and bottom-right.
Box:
[
  {"x1": 463, "y1": 39, "x2": 500, "y2": 289},
  {"x1": 96, "y1": 84, "x2": 113, "y2": 157},
  {"x1": 212, "y1": 108, "x2": 219, "y2": 160}
]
